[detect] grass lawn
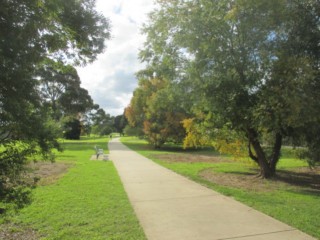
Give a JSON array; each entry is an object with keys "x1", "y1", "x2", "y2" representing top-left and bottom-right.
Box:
[
  {"x1": 121, "y1": 137, "x2": 320, "y2": 239},
  {"x1": 0, "y1": 136, "x2": 146, "y2": 240}
]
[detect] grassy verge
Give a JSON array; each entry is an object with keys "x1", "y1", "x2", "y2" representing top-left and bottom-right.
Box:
[
  {"x1": 121, "y1": 137, "x2": 320, "y2": 239},
  {"x1": 1, "y1": 136, "x2": 146, "y2": 240}
]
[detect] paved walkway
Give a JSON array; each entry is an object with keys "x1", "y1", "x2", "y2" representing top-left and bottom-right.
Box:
[{"x1": 109, "y1": 138, "x2": 316, "y2": 240}]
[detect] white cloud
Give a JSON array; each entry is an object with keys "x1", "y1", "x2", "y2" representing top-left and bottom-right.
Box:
[{"x1": 77, "y1": 0, "x2": 155, "y2": 116}]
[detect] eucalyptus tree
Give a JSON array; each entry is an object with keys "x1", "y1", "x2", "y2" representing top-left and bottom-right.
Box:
[{"x1": 141, "y1": 0, "x2": 320, "y2": 177}]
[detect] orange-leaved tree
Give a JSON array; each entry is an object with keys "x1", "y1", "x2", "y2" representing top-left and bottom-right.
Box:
[{"x1": 125, "y1": 77, "x2": 187, "y2": 148}]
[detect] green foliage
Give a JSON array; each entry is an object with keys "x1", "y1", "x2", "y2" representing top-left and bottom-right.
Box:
[
  {"x1": 37, "y1": 59, "x2": 95, "y2": 121},
  {"x1": 0, "y1": 143, "x2": 34, "y2": 212},
  {"x1": 1, "y1": 0, "x2": 110, "y2": 132},
  {"x1": 1, "y1": 186, "x2": 33, "y2": 212},
  {"x1": 91, "y1": 125, "x2": 113, "y2": 136},
  {"x1": 293, "y1": 124, "x2": 320, "y2": 167},
  {"x1": 114, "y1": 114, "x2": 128, "y2": 134},
  {"x1": 140, "y1": 0, "x2": 320, "y2": 177},
  {"x1": 0, "y1": 0, "x2": 110, "y2": 207},
  {"x1": 62, "y1": 118, "x2": 81, "y2": 140},
  {"x1": 124, "y1": 125, "x2": 144, "y2": 137},
  {"x1": 0, "y1": 109, "x2": 61, "y2": 211},
  {"x1": 89, "y1": 108, "x2": 115, "y2": 136}
]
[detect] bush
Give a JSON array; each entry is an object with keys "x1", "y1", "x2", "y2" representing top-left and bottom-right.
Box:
[{"x1": 0, "y1": 143, "x2": 36, "y2": 213}]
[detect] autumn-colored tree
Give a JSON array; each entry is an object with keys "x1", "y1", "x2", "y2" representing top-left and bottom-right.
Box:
[{"x1": 126, "y1": 77, "x2": 187, "y2": 148}]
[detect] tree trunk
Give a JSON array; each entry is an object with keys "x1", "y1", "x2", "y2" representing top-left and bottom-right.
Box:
[
  {"x1": 270, "y1": 132, "x2": 282, "y2": 174},
  {"x1": 247, "y1": 128, "x2": 274, "y2": 178}
]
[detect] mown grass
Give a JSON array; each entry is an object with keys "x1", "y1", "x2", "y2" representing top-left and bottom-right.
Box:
[
  {"x1": 121, "y1": 137, "x2": 320, "y2": 239},
  {"x1": 1, "y1": 136, "x2": 146, "y2": 240}
]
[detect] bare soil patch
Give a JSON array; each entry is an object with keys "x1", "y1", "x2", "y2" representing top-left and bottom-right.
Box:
[
  {"x1": 200, "y1": 167, "x2": 320, "y2": 192},
  {"x1": 27, "y1": 161, "x2": 72, "y2": 186},
  {"x1": 155, "y1": 153, "x2": 320, "y2": 193},
  {"x1": 199, "y1": 169, "x2": 270, "y2": 191},
  {"x1": 152, "y1": 153, "x2": 229, "y2": 163},
  {"x1": 0, "y1": 224, "x2": 41, "y2": 240}
]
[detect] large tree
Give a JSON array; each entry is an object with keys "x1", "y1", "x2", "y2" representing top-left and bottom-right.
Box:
[
  {"x1": 141, "y1": 0, "x2": 320, "y2": 178},
  {"x1": 0, "y1": 0, "x2": 110, "y2": 209},
  {"x1": 1, "y1": 0, "x2": 109, "y2": 129},
  {"x1": 1, "y1": 0, "x2": 109, "y2": 143},
  {"x1": 37, "y1": 60, "x2": 94, "y2": 121}
]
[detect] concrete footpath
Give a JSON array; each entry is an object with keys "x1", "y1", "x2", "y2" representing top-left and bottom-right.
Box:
[{"x1": 109, "y1": 138, "x2": 316, "y2": 240}]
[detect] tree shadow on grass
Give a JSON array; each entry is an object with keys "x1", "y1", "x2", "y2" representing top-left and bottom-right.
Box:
[
  {"x1": 216, "y1": 167, "x2": 320, "y2": 192},
  {"x1": 200, "y1": 167, "x2": 320, "y2": 196},
  {"x1": 274, "y1": 169, "x2": 320, "y2": 194}
]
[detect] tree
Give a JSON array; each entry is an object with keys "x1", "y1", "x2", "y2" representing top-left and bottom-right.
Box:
[
  {"x1": 0, "y1": 0, "x2": 110, "y2": 209},
  {"x1": 37, "y1": 59, "x2": 95, "y2": 141},
  {"x1": 80, "y1": 104, "x2": 100, "y2": 136},
  {"x1": 125, "y1": 81, "x2": 148, "y2": 132},
  {"x1": 37, "y1": 59, "x2": 94, "y2": 121},
  {"x1": 1, "y1": 0, "x2": 110, "y2": 135},
  {"x1": 90, "y1": 108, "x2": 114, "y2": 136},
  {"x1": 270, "y1": 1, "x2": 320, "y2": 166},
  {"x1": 126, "y1": 77, "x2": 187, "y2": 148},
  {"x1": 141, "y1": 0, "x2": 320, "y2": 177},
  {"x1": 63, "y1": 117, "x2": 82, "y2": 140},
  {"x1": 1, "y1": 0, "x2": 110, "y2": 143},
  {"x1": 114, "y1": 114, "x2": 128, "y2": 135}
]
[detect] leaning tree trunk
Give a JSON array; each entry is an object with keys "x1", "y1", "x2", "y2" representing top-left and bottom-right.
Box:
[{"x1": 247, "y1": 128, "x2": 282, "y2": 179}]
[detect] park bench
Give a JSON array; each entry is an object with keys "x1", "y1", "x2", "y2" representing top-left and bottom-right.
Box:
[{"x1": 94, "y1": 145, "x2": 104, "y2": 159}]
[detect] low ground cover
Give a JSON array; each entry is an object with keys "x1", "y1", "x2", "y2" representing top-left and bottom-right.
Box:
[
  {"x1": 0, "y1": 136, "x2": 146, "y2": 240},
  {"x1": 121, "y1": 137, "x2": 320, "y2": 239}
]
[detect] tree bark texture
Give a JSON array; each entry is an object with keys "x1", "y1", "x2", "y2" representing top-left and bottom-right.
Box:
[{"x1": 247, "y1": 128, "x2": 282, "y2": 179}]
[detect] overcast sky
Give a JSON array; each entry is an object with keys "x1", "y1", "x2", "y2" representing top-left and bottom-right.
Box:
[{"x1": 77, "y1": 0, "x2": 155, "y2": 116}]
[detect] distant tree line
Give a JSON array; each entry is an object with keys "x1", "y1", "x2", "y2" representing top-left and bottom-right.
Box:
[{"x1": 82, "y1": 108, "x2": 127, "y2": 138}]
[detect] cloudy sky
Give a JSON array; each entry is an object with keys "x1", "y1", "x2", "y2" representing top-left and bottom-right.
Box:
[{"x1": 77, "y1": 0, "x2": 155, "y2": 116}]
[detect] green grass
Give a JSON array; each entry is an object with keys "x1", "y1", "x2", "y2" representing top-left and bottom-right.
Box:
[
  {"x1": 1, "y1": 136, "x2": 146, "y2": 240},
  {"x1": 121, "y1": 137, "x2": 320, "y2": 239}
]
